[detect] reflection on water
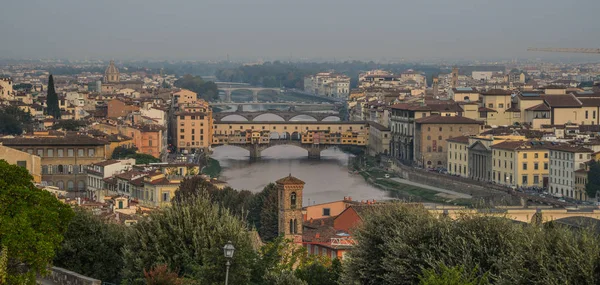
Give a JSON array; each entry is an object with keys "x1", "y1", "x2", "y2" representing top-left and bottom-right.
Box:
[{"x1": 212, "y1": 145, "x2": 390, "y2": 205}]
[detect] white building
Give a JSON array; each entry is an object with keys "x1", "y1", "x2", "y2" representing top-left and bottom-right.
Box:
[
  {"x1": 304, "y1": 72, "x2": 350, "y2": 98},
  {"x1": 548, "y1": 144, "x2": 593, "y2": 200},
  {"x1": 86, "y1": 159, "x2": 136, "y2": 200}
]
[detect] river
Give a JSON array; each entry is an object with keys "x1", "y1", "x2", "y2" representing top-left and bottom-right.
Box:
[
  {"x1": 211, "y1": 107, "x2": 390, "y2": 205},
  {"x1": 211, "y1": 146, "x2": 390, "y2": 205}
]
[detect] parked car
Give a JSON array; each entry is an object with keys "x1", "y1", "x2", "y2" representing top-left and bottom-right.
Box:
[{"x1": 384, "y1": 174, "x2": 390, "y2": 178}]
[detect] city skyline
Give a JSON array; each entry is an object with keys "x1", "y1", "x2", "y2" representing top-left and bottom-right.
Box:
[{"x1": 1, "y1": 0, "x2": 600, "y2": 61}]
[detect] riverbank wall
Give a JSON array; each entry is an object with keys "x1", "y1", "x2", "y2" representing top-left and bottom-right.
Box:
[{"x1": 390, "y1": 162, "x2": 520, "y2": 206}]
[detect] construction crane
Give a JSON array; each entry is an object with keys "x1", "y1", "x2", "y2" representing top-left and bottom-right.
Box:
[{"x1": 527, "y1": 47, "x2": 600, "y2": 54}]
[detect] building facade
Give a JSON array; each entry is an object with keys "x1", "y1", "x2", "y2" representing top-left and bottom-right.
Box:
[
  {"x1": 277, "y1": 175, "x2": 305, "y2": 244},
  {"x1": 548, "y1": 145, "x2": 593, "y2": 200},
  {"x1": 0, "y1": 143, "x2": 42, "y2": 183}
]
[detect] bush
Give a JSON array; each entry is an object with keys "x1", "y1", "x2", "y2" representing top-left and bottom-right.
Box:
[{"x1": 343, "y1": 203, "x2": 600, "y2": 285}]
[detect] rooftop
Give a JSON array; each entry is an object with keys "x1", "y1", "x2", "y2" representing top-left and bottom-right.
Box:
[
  {"x1": 415, "y1": 115, "x2": 481, "y2": 125},
  {"x1": 276, "y1": 174, "x2": 305, "y2": 185}
]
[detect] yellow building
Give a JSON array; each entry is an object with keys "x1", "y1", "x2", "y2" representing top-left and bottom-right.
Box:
[
  {"x1": 480, "y1": 89, "x2": 520, "y2": 126},
  {"x1": 574, "y1": 168, "x2": 589, "y2": 201},
  {"x1": 0, "y1": 143, "x2": 42, "y2": 183},
  {"x1": 447, "y1": 136, "x2": 470, "y2": 177},
  {"x1": 449, "y1": 87, "x2": 480, "y2": 102},
  {"x1": 491, "y1": 141, "x2": 549, "y2": 188},
  {"x1": 142, "y1": 171, "x2": 181, "y2": 207},
  {"x1": 174, "y1": 98, "x2": 213, "y2": 153}
]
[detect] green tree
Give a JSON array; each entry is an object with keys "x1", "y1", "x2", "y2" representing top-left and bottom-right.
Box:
[
  {"x1": 0, "y1": 105, "x2": 33, "y2": 135},
  {"x1": 46, "y1": 74, "x2": 61, "y2": 119},
  {"x1": 144, "y1": 264, "x2": 185, "y2": 285},
  {"x1": 586, "y1": 159, "x2": 600, "y2": 198},
  {"x1": 111, "y1": 146, "x2": 138, "y2": 159},
  {"x1": 295, "y1": 257, "x2": 342, "y2": 285},
  {"x1": 174, "y1": 74, "x2": 219, "y2": 101},
  {"x1": 266, "y1": 271, "x2": 307, "y2": 285},
  {"x1": 251, "y1": 183, "x2": 279, "y2": 242},
  {"x1": 54, "y1": 208, "x2": 129, "y2": 284},
  {"x1": 0, "y1": 160, "x2": 74, "y2": 284},
  {"x1": 130, "y1": 153, "x2": 161, "y2": 164},
  {"x1": 343, "y1": 203, "x2": 600, "y2": 285},
  {"x1": 121, "y1": 195, "x2": 256, "y2": 284},
  {"x1": 52, "y1": 119, "x2": 86, "y2": 131},
  {"x1": 419, "y1": 264, "x2": 489, "y2": 285}
]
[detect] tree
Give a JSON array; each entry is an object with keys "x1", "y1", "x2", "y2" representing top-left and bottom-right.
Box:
[
  {"x1": 343, "y1": 203, "x2": 600, "y2": 285},
  {"x1": 111, "y1": 146, "x2": 138, "y2": 159},
  {"x1": 120, "y1": 195, "x2": 256, "y2": 284},
  {"x1": 52, "y1": 119, "x2": 86, "y2": 131},
  {"x1": 252, "y1": 183, "x2": 279, "y2": 242},
  {"x1": 0, "y1": 160, "x2": 74, "y2": 284},
  {"x1": 54, "y1": 208, "x2": 129, "y2": 284},
  {"x1": 144, "y1": 264, "x2": 185, "y2": 285},
  {"x1": 46, "y1": 74, "x2": 61, "y2": 119},
  {"x1": 586, "y1": 159, "x2": 600, "y2": 198},
  {"x1": 130, "y1": 153, "x2": 161, "y2": 165},
  {"x1": 173, "y1": 75, "x2": 219, "y2": 101},
  {"x1": 0, "y1": 105, "x2": 33, "y2": 135},
  {"x1": 295, "y1": 258, "x2": 342, "y2": 285},
  {"x1": 418, "y1": 264, "x2": 489, "y2": 285},
  {"x1": 266, "y1": 271, "x2": 307, "y2": 285}
]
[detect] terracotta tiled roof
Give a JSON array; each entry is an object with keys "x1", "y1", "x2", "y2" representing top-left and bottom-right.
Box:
[
  {"x1": 276, "y1": 174, "x2": 305, "y2": 185},
  {"x1": 478, "y1": 107, "x2": 497, "y2": 112},
  {"x1": 0, "y1": 135, "x2": 107, "y2": 146},
  {"x1": 546, "y1": 144, "x2": 593, "y2": 153},
  {"x1": 481, "y1": 89, "x2": 512, "y2": 96},
  {"x1": 542, "y1": 94, "x2": 582, "y2": 108},
  {"x1": 447, "y1": 136, "x2": 470, "y2": 144},
  {"x1": 415, "y1": 115, "x2": 481, "y2": 125},
  {"x1": 525, "y1": 103, "x2": 550, "y2": 111}
]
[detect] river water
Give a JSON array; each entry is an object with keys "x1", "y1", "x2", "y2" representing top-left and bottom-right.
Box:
[
  {"x1": 211, "y1": 105, "x2": 390, "y2": 205},
  {"x1": 211, "y1": 146, "x2": 390, "y2": 205}
]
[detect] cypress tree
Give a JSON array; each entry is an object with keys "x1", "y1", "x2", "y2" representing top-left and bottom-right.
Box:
[{"x1": 46, "y1": 74, "x2": 61, "y2": 119}]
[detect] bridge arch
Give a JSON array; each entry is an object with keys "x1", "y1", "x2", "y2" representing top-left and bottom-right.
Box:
[
  {"x1": 220, "y1": 114, "x2": 249, "y2": 122},
  {"x1": 322, "y1": 115, "x2": 341, "y2": 121},
  {"x1": 289, "y1": 114, "x2": 318, "y2": 122},
  {"x1": 252, "y1": 113, "x2": 286, "y2": 122}
]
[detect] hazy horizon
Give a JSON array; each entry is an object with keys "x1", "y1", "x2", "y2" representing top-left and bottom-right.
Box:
[{"x1": 1, "y1": 0, "x2": 600, "y2": 62}]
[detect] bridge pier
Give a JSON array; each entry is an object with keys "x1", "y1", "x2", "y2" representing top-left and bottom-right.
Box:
[
  {"x1": 249, "y1": 145, "x2": 262, "y2": 160},
  {"x1": 252, "y1": 90, "x2": 259, "y2": 103},
  {"x1": 307, "y1": 146, "x2": 321, "y2": 159},
  {"x1": 225, "y1": 90, "x2": 232, "y2": 102}
]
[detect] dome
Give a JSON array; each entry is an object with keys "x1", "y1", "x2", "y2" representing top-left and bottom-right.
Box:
[{"x1": 104, "y1": 60, "x2": 120, "y2": 83}]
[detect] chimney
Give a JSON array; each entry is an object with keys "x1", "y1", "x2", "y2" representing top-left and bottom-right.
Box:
[{"x1": 315, "y1": 233, "x2": 320, "y2": 239}]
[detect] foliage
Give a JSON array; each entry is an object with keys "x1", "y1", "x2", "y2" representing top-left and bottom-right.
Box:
[
  {"x1": 46, "y1": 74, "x2": 61, "y2": 119},
  {"x1": 144, "y1": 264, "x2": 184, "y2": 285},
  {"x1": 419, "y1": 264, "x2": 489, "y2": 285},
  {"x1": 0, "y1": 246, "x2": 7, "y2": 284},
  {"x1": 52, "y1": 119, "x2": 86, "y2": 131},
  {"x1": 174, "y1": 178, "x2": 279, "y2": 242},
  {"x1": 0, "y1": 160, "x2": 74, "y2": 284},
  {"x1": 121, "y1": 195, "x2": 256, "y2": 285},
  {"x1": 343, "y1": 203, "x2": 600, "y2": 285},
  {"x1": 13, "y1": 83, "x2": 32, "y2": 90},
  {"x1": 54, "y1": 208, "x2": 129, "y2": 284},
  {"x1": 0, "y1": 105, "x2": 33, "y2": 135},
  {"x1": 111, "y1": 146, "x2": 138, "y2": 159},
  {"x1": 266, "y1": 271, "x2": 307, "y2": 285},
  {"x1": 111, "y1": 146, "x2": 161, "y2": 164},
  {"x1": 174, "y1": 74, "x2": 219, "y2": 101},
  {"x1": 201, "y1": 157, "x2": 222, "y2": 178},
  {"x1": 586, "y1": 159, "x2": 600, "y2": 198},
  {"x1": 295, "y1": 257, "x2": 342, "y2": 285}
]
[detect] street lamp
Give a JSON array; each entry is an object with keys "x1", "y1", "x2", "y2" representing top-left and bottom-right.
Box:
[{"x1": 223, "y1": 241, "x2": 235, "y2": 285}]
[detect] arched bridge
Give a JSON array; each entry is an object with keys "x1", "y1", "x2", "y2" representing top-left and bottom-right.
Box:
[
  {"x1": 213, "y1": 111, "x2": 342, "y2": 122},
  {"x1": 430, "y1": 208, "x2": 600, "y2": 224},
  {"x1": 212, "y1": 121, "x2": 369, "y2": 159},
  {"x1": 219, "y1": 86, "x2": 282, "y2": 103}
]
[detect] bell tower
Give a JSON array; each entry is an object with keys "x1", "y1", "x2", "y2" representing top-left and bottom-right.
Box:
[{"x1": 276, "y1": 174, "x2": 304, "y2": 243}]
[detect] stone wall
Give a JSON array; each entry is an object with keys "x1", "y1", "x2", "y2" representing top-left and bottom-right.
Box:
[
  {"x1": 390, "y1": 162, "x2": 520, "y2": 206},
  {"x1": 37, "y1": 267, "x2": 101, "y2": 285}
]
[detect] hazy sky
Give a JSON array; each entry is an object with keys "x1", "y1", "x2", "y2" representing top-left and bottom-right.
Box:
[{"x1": 1, "y1": 0, "x2": 600, "y2": 61}]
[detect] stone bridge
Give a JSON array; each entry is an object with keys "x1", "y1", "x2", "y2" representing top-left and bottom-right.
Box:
[
  {"x1": 219, "y1": 87, "x2": 282, "y2": 103},
  {"x1": 213, "y1": 111, "x2": 341, "y2": 122},
  {"x1": 213, "y1": 139, "x2": 349, "y2": 159},
  {"x1": 430, "y1": 208, "x2": 600, "y2": 224}
]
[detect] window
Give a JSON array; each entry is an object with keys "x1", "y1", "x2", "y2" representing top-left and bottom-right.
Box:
[
  {"x1": 534, "y1": 163, "x2": 539, "y2": 170},
  {"x1": 323, "y1": 208, "x2": 331, "y2": 216},
  {"x1": 438, "y1": 136, "x2": 442, "y2": 140},
  {"x1": 47, "y1": 149, "x2": 54, "y2": 157},
  {"x1": 67, "y1": 181, "x2": 74, "y2": 191},
  {"x1": 427, "y1": 146, "x2": 432, "y2": 152},
  {"x1": 523, "y1": 163, "x2": 527, "y2": 170},
  {"x1": 36, "y1": 149, "x2": 43, "y2": 157},
  {"x1": 523, "y1": 153, "x2": 527, "y2": 159},
  {"x1": 180, "y1": 129, "x2": 185, "y2": 133},
  {"x1": 544, "y1": 153, "x2": 548, "y2": 158},
  {"x1": 290, "y1": 192, "x2": 297, "y2": 208},
  {"x1": 533, "y1": 175, "x2": 539, "y2": 184},
  {"x1": 534, "y1": 153, "x2": 538, "y2": 159},
  {"x1": 439, "y1": 127, "x2": 442, "y2": 132},
  {"x1": 488, "y1": 103, "x2": 494, "y2": 108},
  {"x1": 438, "y1": 146, "x2": 443, "y2": 152},
  {"x1": 78, "y1": 149, "x2": 84, "y2": 157},
  {"x1": 499, "y1": 103, "x2": 504, "y2": 108},
  {"x1": 427, "y1": 136, "x2": 431, "y2": 140},
  {"x1": 67, "y1": 149, "x2": 74, "y2": 157},
  {"x1": 57, "y1": 149, "x2": 64, "y2": 157},
  {"x1": 88, "y1": 149, "x2": 95, "y2": 157},
  {"x1": 16, "y1": 161, "x2": 27, "y2": 168},
  {"x1": 162, "y1": 192, "x2": 170, "y2": 202},
  {"x1": 522, "y1": 175, "x2": 528, "y2": 185}
]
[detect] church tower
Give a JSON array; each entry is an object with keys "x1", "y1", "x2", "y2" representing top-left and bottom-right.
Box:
[
  {"x1": 104, "y1": 60, "x2": 120, "y2": 83},
  {"x1": 276, "y1": 174, "x2": 304, "y2": 243}
]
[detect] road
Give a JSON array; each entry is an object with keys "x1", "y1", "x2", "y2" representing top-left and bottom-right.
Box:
[{"x1": 389, "y1": 177, "x2": 473, "y2": 199}]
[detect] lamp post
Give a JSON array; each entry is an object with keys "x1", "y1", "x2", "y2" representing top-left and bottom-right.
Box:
[{"x1": 223, "y1": 241, "x2": 235, "y2": 285}]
